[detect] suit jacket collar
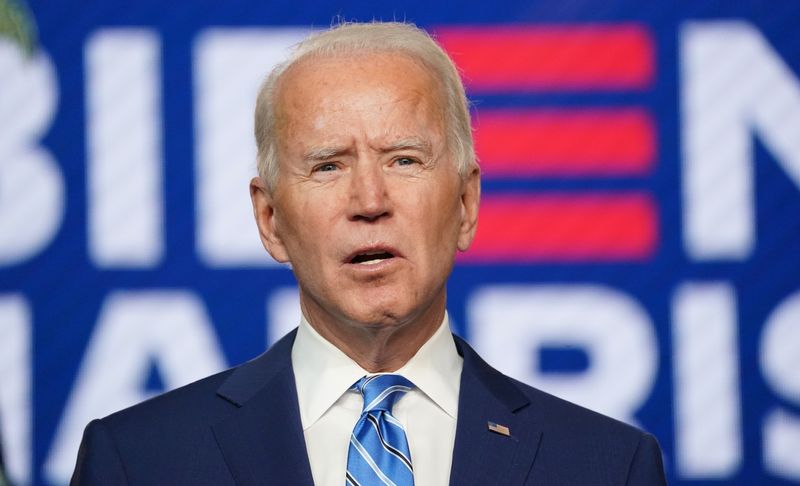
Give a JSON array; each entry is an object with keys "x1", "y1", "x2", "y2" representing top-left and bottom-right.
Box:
[
  {"x1": 450, "y1": 335, "x2": 543, "y2": 485},
  {"x1": 212, "y1": 330, "x2": 315, "y2": 486},
  {"x1": 211, "y1": 330, "x2": 542, "y2": 486}
]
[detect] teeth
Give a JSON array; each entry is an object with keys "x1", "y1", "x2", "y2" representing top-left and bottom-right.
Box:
[{"x1": 350, "y1": 251, "x2": 394, "y2": 264}]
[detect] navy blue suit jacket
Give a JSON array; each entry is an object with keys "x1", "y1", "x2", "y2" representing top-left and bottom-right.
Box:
[{"x1": 72, "y1": 330, "x2": 667, "y2": 485}]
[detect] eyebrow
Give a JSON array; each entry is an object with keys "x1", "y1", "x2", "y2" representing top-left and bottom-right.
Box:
[
  {"x1": 302, "y1": 146, "x2": 351, "y2": 161},
  {"x1": 302, "y1": 138, "x2": 433, "y2": 161},
  {"x1": 380, "y1": 137, "x2": 433, "y2": 155}
]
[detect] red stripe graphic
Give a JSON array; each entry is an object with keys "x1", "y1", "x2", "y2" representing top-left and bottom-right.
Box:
[
  {"x1": 461, "y1": 193, "x2": 658, "y2": 262},
  {"x1": 436, "y1": 25, "x2": 654, "y2": 91},
  {"x1": 474, "y1": 109, "x2": 655, "y2": 176}
]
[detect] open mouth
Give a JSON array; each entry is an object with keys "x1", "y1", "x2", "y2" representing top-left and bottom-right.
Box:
[{"x1": 349, "y1": 250, "x2": 395, "y2": 265}]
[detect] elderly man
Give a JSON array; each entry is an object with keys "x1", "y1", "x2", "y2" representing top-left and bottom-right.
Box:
[{"x1": 72, "y1": 22, "x2": 667, "y2": 486}]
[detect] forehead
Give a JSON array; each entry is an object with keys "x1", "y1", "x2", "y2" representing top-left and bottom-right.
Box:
[
  {"x1": 274, "y1": 52, "x2": 445, "y2": 148},
  {"x1": 279, "y1": 51, "x2": 440, "y2": 104}
]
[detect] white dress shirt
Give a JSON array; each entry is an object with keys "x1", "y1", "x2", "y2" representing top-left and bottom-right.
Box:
[{"x1": 291, "y1": 314, "x2": 463, "y2": 486}]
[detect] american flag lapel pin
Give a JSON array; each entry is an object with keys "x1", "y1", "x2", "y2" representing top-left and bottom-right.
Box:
[{"x1": 487, "y1": 421, "x2": 511, "y2": 437}]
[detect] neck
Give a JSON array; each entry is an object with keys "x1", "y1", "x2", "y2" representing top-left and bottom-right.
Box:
[{"x1": 301, "y1": 295, "x2": 446, "y2": 373}]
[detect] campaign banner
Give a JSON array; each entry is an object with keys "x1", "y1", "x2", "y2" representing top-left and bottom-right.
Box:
[{"x1": 1, "y1": 0, "x2": 799, "y2": 484}]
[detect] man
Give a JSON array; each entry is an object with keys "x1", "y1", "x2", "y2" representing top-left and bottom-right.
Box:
[{"x1": 72, "y1": 22, "x2": 667, "y2": 485}]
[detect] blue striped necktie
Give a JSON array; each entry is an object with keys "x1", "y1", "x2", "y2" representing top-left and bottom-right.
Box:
[{"x1": 346, "y1": 374, "x2": 415, "y2": 486}]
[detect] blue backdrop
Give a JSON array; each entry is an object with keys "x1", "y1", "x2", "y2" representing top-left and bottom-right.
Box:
[{"x1": 1, "y1": 0, "x2": 799, "y2": 484}]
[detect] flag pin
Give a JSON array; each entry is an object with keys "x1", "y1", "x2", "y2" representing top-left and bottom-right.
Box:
[{"x1": 488, "y1": 421, "x2": 511, "y2": 437}]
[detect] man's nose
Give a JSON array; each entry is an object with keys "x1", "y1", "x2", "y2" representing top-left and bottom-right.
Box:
[{"x1": 347, "y1": 163, "x2": 391, "y2": 222}]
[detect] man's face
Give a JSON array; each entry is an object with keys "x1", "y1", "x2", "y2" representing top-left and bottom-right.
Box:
[{"x1": 251, "y1": 52, "x2": 479, "y2": 334}]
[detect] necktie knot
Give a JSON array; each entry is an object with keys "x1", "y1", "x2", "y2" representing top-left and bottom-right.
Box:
[
  {"x1": 347, "y1": 374, "x2": 416, "y2": 485},
  {"x1": 354, "y1": 374, "x2": 414, "y2": 413}
]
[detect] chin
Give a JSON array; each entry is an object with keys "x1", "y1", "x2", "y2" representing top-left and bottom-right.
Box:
[
  {"x1": 341, "y1": 304, "x2": 408, "y2": 328},
  {"x1": 347, "y1": 293, "x2": 442, "y2": 331}
]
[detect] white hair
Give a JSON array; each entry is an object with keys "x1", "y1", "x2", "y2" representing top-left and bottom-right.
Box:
[{"x1": 254, "y1": 21, "x2": 476, "y2": 191}]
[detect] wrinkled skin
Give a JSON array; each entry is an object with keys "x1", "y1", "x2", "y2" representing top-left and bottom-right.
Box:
[{"x1": 250, "y1": 52, "x2": 480, "y2": 371}]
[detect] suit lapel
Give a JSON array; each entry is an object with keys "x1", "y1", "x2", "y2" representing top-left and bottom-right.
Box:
[
  {"x1": 449, "y1": 336, "x2": 542, "y2": 486},
  {"x1": 211, "y1": 331, "x2": 315, "y2": 486},
  {"x1": 208, "y1": 330, "x2": 542, "y2": 485}
]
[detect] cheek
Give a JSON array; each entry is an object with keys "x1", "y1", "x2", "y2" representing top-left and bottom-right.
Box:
[
  {"x1": 433, "y1": 185, "x2": 463, "y2": 231},
  {"x1": 275, "y1": 197, "x2": 322, "y2": 257},
  {"x1": 416, "y1": 192, "x2": 462, "y2": 254},
  {"x1": 290, "y1": 192, "x2": 348, "y2": 256}
]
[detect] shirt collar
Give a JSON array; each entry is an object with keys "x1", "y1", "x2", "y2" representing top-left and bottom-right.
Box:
[
  {"x1": 394, "y1": 314, "x2": 462, "y2": 419},
  {"x1": 291, "y1": 313, "x2": 463, "y2": 430}
]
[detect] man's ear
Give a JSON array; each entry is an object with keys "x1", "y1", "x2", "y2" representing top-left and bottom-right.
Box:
[
  {"x1": 250, "y1": 176, "x2": 290, "y2": 263},
  {"x1": 457, "y1": 165, "x2": 481, "y2": 252}
]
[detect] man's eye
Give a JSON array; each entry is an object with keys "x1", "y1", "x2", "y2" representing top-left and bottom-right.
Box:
[
  {"x1": 314, "y1": 163, "x2": 338, "y2": 172},
  {"x1": 395, "y1": 157, "x2": 417, "y2": 166}
]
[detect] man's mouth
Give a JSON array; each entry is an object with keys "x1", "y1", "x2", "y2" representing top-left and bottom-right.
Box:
[{"x1": 349, "y1": 250, "x2": 395, "y2": 265}]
